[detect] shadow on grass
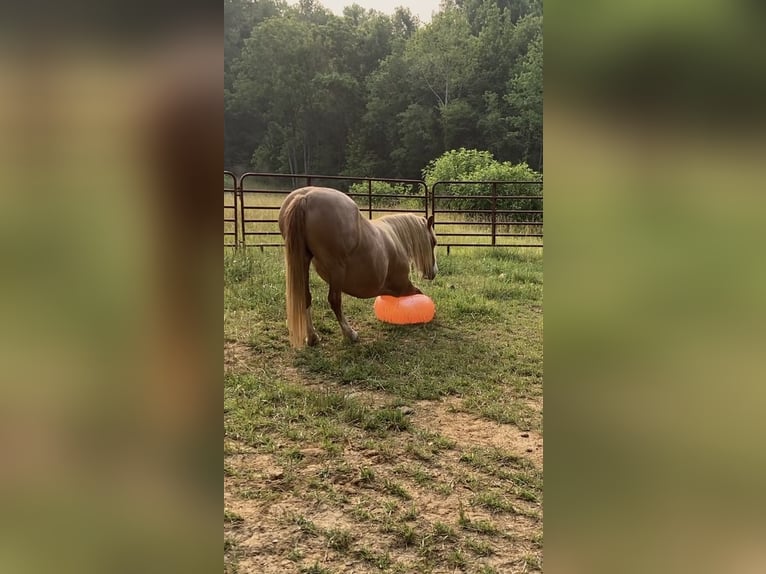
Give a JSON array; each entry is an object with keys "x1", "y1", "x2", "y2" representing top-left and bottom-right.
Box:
[{"x1": 294, "y1": 322, "x2": 504, "y2": 401}]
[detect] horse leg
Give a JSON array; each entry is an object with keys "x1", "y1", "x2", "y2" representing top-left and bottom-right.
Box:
[
  {"x1": 328, "y1": 285, "x2": 358, "y2": 342},
  {"x1": 305, "y1": 277, "x2": 319, "y2": 346}
]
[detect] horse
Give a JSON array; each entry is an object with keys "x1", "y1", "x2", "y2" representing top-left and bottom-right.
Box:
[{"x1": 278, "y1": 186, "x2": 438, "y2": 347}]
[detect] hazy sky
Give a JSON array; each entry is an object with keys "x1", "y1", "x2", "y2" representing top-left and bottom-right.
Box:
[{"x1": 287, "y1": 0, "x2": 444, "y2": 23}]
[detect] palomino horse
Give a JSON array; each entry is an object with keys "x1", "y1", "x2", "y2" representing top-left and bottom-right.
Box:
[{"x1": 278, "y1": 186, "x2": 437, "y2": 347}]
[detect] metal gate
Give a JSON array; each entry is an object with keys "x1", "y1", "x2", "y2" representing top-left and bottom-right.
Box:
[
  {"x1": 430, "y1": 180, "x2": 543, "y2": 250},
  {"x1": 230, "y1": 172, "x2": 428, "y2": 249},
  {"x1": 223, "y1": 172, "x2": 543, "y2": 250},
  {"x1": 223, "y1": 171, "x2": 238, "y2": 248}
]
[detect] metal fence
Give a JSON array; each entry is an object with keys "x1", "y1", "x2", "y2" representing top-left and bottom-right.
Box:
[
  {"x1": 223, "y1": 172, "x2": 542, "y2": 250},
  {"x1": 223, "y1": 171, "x2": 238, "y2": 248},
  {"x1": 430, "y1": 180, "x2": 543, "y2": 251}
]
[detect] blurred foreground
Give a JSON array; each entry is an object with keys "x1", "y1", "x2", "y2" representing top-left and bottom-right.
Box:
[
  {"x1": 0, "y1": 9, "x2": 220, "y2": 574},
  {"x1": 545, "y1": 0, "x2": 766, "y2": 572}
]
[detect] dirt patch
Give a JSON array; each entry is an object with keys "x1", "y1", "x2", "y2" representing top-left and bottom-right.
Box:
[
  {"x1": 225, "y1": 351, "x2": 543, "y2": 573},
  {"x1": 410, "y1": 397, "x2": 543, "y2": 469},
  {"x1": 224, "y1": 341, "x2": 257, "y2": 375},
  {"x1": 225, "y1": 413, "x2": 543, "y2": 573}
]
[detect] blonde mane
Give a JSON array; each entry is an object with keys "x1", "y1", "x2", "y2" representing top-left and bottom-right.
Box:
[{"x1": 375, "y1": 214, "x2": 433, "y2": 278}]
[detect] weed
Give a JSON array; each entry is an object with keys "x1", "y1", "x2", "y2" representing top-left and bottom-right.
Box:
[
  {"x1": 397, "y1": 463, "x2": 434, "y2": 486},
  {"x1": 288, "y1": 547, "x2": 304, "y2": 562},
  {"x1": 293, "y1": 515, "x2": 320, "y2": 537},
  {"x1": 382, "y1": 500, "x2": 399, "y2": 517},
  {"x1": 351, "y1": 505, "x2": 373, "y2": 522},
  {"x1": 518, "y1": 553, "x2": 542, "y2": 570},
  {"x1": 324, "y1": 528, "x2": 354, "y2": 552},
  {"x1": 355, "y1": 547, "x2": 392, "y2": 569},
  {"x1": 434, "y1": 481, "x2": 455, "y2": 496},
  {"x1": 447, "y1": 549, "x2": 467, "y2": 569},
  {"x1": 300, "y1": 562, "x2": 332, "y2": 574},
  {"x1": 383, "y1": 479, "x2": 412, "y2": 500},
  {"x1": 359, "y1": 466, "x2": 376, "y2": 484},
  {"x1": 464, "y1": 537, "x2": 494, "y2": 556},
  {"x1": 458, "y1": 505, "x2": 499, "y2": 535},
  {"x1": 517, "y1": 488, "x2": 540, "y2": 503},
  {"x1": 224, "y1": 537, "x2": 236, "y2": 552},
  {"x1": 363, "y1": 407, "x2": 412, "y2": 432},
  {"x1": 402, "y1": 504, "x2": 419, "y2": 521},
  {"x1": 461, "y1": 517, "x2": 499, "y2": 535},
  {"x1": 224, "y1": 252, "x2": 255, "y2": 284},
  {"x1": 224, "y1": 509, "x2": 244, "y2": 527},
  {"x1": 392, "y1": 523, "x2": 418, "y2": 548},
  {"x1": 473, "y1": 491, "x2": 519, "y2": 514},
  {"x1": 432, "y1": 522, "x2": 458, "y2": 541}
]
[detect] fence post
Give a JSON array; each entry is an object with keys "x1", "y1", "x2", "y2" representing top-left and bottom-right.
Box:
[
  {"x1": 233, "y1": 176, "x2": 239, "y2": 249},
  {"x1": 237, "y1": 175, "x2": 246, "y2": 249},
  {"x1": 367, "y1": 179, "x2": 373, "y2": 219},
  {"x1": 491, "y1": 181, "x2": 497, "y2": 247}
]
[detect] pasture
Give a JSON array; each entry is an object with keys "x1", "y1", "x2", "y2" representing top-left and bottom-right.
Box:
[{"x1": 224, "y1": 203, "x2": 543, "y2": 573}]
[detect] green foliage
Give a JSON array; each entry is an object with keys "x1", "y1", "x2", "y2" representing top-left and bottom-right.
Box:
[
  {"x1": 422, "y1": 148, "x2": 496, "y2": 184},
  {"x1": 403, "y1": 7, "x2": 479, "y2": 110},
  {"x1": 505, "y1": 30, "x2": 543, "y2": 169},
  {"x1": 423, "y1": 148, "x2": 542, "y2": 220},
  {"x1": 348, "y1": 181, "x2": 415, "y2": 208}
]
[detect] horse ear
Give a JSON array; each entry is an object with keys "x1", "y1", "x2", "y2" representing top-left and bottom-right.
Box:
[{"x1": 426, "y1": 215, "x2": 434, "y2": 229}]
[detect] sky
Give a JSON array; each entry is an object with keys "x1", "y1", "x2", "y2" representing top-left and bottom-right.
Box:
[{"x1": 287, "y1": 0, "x2": 444, "y2": 24}]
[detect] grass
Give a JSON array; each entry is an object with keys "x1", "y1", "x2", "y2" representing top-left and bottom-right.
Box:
[
  {"x1": 224, "y1": 216, "x2": 542, "y2": 572},
  {"x1": 472, "y1": 491, "x2": 523, "y2": 514},
  {"x1": 324, "y1": 528, "x2": 354, "y2": 551},
  {"x1": 300, "y1": 563, "x2": 333, "y2": 574},
  {"x1": 458, "y1": 504, "x2": 500, "y2": 535},
  {"x1": 464, "y1": 537, "x2": 494, "y2": 556},
  {"x1": 432, "y1": 522, "x2": 458, "y2": 541},
  {"x1": 293, "y1": 514, "x2": 320, "y2": 537},
  {"x1": 355, "y1": 547, "x2": 393, "y2": 569},
  {"x1": 382, "y1": 479, "x2": 412, "y2": 500},
  {"x1": 224, "y1": 509, "x2": 244, "y2": 527}
]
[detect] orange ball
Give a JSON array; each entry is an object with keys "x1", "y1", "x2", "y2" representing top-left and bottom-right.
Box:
[{"x1": 374, "y1": 294, "x2": 435, "y2": 324}]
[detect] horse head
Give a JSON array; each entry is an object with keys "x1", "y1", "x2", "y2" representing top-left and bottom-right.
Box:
[{"x1": 422, "y1": 215, "x2": 438, "y2": 280}]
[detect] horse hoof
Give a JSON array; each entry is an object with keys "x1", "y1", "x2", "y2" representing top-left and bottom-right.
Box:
[
  {"x1": 347, "y1": 331, "x2": 359, "y2": 343},
  {"x1": 306, "y1": 333, "x2": 320, "y2": 346}
]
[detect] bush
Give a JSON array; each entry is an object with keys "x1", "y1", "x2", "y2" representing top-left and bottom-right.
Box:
[
  {"x1": 423, "y1": 148, "x2": 542, "y2": 222},
  {"x1": 348, "y1": 181, "x2": 421, "y2": 209},
  {"x1": 422, "y1": 148, "x2": 496, "y2": 184}
]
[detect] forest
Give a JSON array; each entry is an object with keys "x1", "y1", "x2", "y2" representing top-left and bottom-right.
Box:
[{"x1": 224, "y1": 0, "x2": 542, "y2": 179}]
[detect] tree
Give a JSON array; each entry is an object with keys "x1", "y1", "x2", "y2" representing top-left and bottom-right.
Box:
[
  {"x1": 224, "y1": 0, "x2": 286, "y2": 169},
  {"x1": 505, "y1": 30, "x2": 542, "y2": 170},
  {"x1": 404, "y1": 7, "x2": 478, "y2": 110},
  {"x1": 230, "y1": 17, "x2": 321, "y2": 172}
]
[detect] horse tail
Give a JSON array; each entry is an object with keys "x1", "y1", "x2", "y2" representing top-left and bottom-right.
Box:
[{"x1": 282, "y1": 196, "x2": 310, "y2": 347}]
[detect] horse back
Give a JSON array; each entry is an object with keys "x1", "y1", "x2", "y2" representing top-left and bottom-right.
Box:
[{"x1": 288, "y1": 187, "x2": 368, "y2": 257}]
